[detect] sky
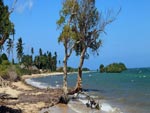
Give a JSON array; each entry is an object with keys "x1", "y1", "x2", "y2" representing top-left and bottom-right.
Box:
[{"x1": 4, "y1": 0, "x2": 150, "y2": 70}]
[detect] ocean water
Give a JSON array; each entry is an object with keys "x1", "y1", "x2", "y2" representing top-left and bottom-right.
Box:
[{"x1": 26, "y1": 68, "x2": 150, "y2": 113}]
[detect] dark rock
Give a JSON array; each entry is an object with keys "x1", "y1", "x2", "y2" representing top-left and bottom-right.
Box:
[{"x1": 0, "y1": 106, "x2": 22, "y2": 113}]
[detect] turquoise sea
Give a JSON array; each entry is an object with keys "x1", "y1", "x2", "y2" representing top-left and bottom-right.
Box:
[{"x1": 26, "y1": 68, "x2": 150, "y2": 113}]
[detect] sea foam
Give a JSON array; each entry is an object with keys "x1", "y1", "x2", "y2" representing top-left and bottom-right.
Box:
[{"x1": 25, "y1": 79, "x2": 48, "y2": 89}]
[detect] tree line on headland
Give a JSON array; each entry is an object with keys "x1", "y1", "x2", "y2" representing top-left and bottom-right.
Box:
[{"x1": 100, "y1": 63, "x2": 127, "y2": 73}]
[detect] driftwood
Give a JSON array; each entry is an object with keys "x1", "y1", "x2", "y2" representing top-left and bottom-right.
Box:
[
  {"x1": 0, "y1": 76, "x2": 10, "y2": 87},
  {"x1": 0, "y1": 93, "x2": 18, "y2": 100},
  {"x1": 71, "y1": 91, "x2": 100, "y2": 110}
]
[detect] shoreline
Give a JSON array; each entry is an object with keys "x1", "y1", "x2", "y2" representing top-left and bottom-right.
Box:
[{"x1": 22, "y1": 72, "x2": 64, "y2": 80}]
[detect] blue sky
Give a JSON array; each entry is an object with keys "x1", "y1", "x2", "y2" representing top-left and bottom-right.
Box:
[{"x1": 4, "y1": 0, "x2": 150, "y2": 70}]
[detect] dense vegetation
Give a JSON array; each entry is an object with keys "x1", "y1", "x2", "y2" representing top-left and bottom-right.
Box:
[
  {"x1": 0, "y1": 54, "x2": 20, "y2": 81},
  {"x1": 0, "y1": 1, "x2": 60, "y2": 82},
  {"x1": 57, "y1": 67, "x2": 90, "y2": 72},
  {"x1": 0, "y1": 40, "x2": 58, "y2": 81},
  {"x1": 100, "y1": 63, "x2": 127, "y2": 73}
]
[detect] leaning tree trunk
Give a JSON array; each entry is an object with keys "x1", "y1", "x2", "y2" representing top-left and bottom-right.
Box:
[{"x1": 74, "y1": 48, "x2": 86, "y2": 92}]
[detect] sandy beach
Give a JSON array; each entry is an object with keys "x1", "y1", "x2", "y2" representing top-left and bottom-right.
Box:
[{"x1": 22, "y1": 72, "x2": 63, "y2": 80}]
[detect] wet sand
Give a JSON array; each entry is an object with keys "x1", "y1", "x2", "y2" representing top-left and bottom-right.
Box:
[{"x1": 40, "y1": 104, "x2": 77, "y2": 113}]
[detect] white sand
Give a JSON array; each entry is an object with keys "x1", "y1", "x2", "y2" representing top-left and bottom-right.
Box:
[
  {"x1": 22, "y1": 72, "x2": 63, "y2": 80},
  {"x1": 0, "y1": 86, "x2": 21, "y2": 98}
]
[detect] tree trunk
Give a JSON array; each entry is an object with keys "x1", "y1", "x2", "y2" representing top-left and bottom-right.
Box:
[
  {"x1": 63, "y1": 57, "x2": 68, "y2": 95},
  {"x1": 74, "y1": 48, "x2": 86, "y2": 92},
  {"x1": 59, "y1": 44, "x2": 70, "y2": 104},
  {"x1": 63, "y1": 44, "x2": 68, "y2": 95}
]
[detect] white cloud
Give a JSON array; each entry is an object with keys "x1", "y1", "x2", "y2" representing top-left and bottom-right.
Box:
[{"x1": 16, "y1": 0, "x2": 34, "y2": 13}]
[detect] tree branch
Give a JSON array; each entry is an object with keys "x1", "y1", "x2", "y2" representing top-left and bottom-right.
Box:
[
  {"x1": 0, "y1": 34, "x2": 8, "y2": 45},
  {"x1": 9, "y1": 0, "x2": 17, "y2": 14}
]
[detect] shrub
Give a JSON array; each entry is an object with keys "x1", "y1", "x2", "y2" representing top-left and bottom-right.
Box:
[{"x1": 1, "y1": 53, "x2": 8, "y2": 61}]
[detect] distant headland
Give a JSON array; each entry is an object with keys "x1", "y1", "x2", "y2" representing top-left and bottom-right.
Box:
[{"x1": 100, "y1": 63, "x2": 127, "y2": 73}]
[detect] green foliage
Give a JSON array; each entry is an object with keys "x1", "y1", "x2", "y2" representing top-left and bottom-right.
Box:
[
  {"x1": 1, "y1": 53, "x2": 8, "y2": 60},
  {"x1": 0, "y1": 45, "x2": 4, "y2": 53},
  {"x1": 0, "y1": 0, "x2": 15, "y2": 45},
  {"x1": 57, "y1": 0, "x2": 78, "y2": 43},
  {"x1": 2, "y1": 60, "x2": 10, "y2": 65},
  {"x1": 102, "y1": 63, "x2": 127, "y2": 73},
  {"x1": 16, "y1": 37, "x2": 24, "y2": 63},
  {"x1": 67, "y1": 67, "x2": 77, "y2": 72},
  {"x1": 73, "y1": 0, "x2": 104, "y2": 55},
  {"x1": 12, "y1": 58, "x2": 14, "y2": 64},
  {"x1": 34, "y1": 51, "x2": 57, "y2": 71},
  {"x1": 0, "y1": 57, "x2": 2, "y2": 64},
  {"x1": 21, "y1": 55, "x2": 32, "y2": 68},
  {"x1": 31, "y1": 47, "x2": 34, "y2": 55},
  {"x1": 57, "y1": 66, "x2": 90, "y2": 72},
  {"x1": 100, "y1": 64, "x2": 105, "y2": 73},
  {"x1": 6, "y1": 38, "x2": 14, "y2": 57},
  {"x1": 57, "y1": 16, "x2": 65, "y2": 27},
  {"x1": 0, "y1": 61, "x2": 20, "y2": 81},
  {"x1": 39, "y1": 48, "x2": 42, "y2": 56},
  {"x1": 15, "y1": 64, "x2": 39, "y2": 76},
  {"x1": 82, "y1": 68, "x2": 90, "y2": 71}
]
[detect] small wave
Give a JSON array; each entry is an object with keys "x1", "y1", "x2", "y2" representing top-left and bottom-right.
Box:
[
  {"x1": 101, "y1": 103, "x2": 122, "y2": 113},
  {"x1": 25, "y1": 79, "x2": 49, "y2": 89},
  {"x1": 77, "y1": 94, "x2": 123, "y2": 113},
  {"x1": 56, "y1": 84, "x2": 61, "y2": 88},
  {"x1": 78, "y1": 99, "x2": 123, "y2": 113},
  {"x1": 78, "y1": 99, "x2": 88, "y2": 104},
  {"x1": 89, "y1": 74, "x2": 92, "y2": 77}
]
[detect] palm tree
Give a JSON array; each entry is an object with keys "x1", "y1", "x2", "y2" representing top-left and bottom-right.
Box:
[
  {"x1": 0, "y1": 45, "x2": 4, "y2": 55},
  {"x1": 6, "y1": 38, "x2": 14, "y2": 61},
  {"x1": 31, "y1": 47, "x2": 34, "y2": 55},
  {"x1": 39, "y1": 48, "x2": 42, "y2": 56},
  {"x1": 16, "y1": 37, "x2": 24, "y2": 63},
  {"x1": 31, "y1": 47, "x2": 34, "y2": 65}
]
